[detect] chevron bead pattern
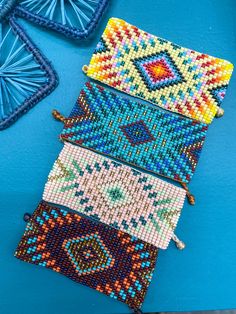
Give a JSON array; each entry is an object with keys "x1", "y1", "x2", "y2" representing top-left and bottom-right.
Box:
[
  {"x1": 60, "y1": 82, "x2": 208, "y2": 183},
  {"x1": 43, "y1": 143, "x2": 186, "y2": 249},
  {"x1": 85, "y1": 18, "x2": 234, "y2": 124},
  {"x1": 15, "y1": 201, "x2": 158, "y2": 310}
]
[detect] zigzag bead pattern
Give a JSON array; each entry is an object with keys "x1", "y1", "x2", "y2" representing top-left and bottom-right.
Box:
[
  {"x1": 15, "y1": 201, "x2": 158, "y2": 310},
  {"x1": 85, "y1": 18, "x2": 234, "y2": 124},
  {"x1": 43, "y1": 143, "x2": 186, "y2": 249},
  {"x1": 60, "y1": 82, "x2": 208, "y2": 184}
]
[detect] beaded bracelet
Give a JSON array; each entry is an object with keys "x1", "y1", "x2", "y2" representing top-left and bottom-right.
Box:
[
  {"x1": 0, "y1": 13, "x2": 58, "y2": 130},
  {"x1": 53, "y1": 81, "x2": 208, "y2": 189},
  {"x1": 15, "y1": 201, "x2": 158, "y2": 311},
  {"x1": 83, "y1": 18, "x2": 234, "y2": 124},
  {"x1": 43, "y1": 142, "x2": 186, "y2": 249}
]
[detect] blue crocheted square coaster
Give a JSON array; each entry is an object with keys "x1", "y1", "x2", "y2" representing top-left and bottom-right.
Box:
[
  {"x1": 0, "y1": 14, "x2": 58, "y2": 130},
  {"x1": 15, "y1": 0, "x2": 109, "y2": 40}
]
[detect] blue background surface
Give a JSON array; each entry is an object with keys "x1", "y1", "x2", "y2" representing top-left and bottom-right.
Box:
[{"x1": 0, "y1": 0, "x2": 236, "y2": 313}]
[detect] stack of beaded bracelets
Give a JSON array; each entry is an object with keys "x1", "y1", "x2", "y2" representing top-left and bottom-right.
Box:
[
  {"x1": 54, "y1": 81, "x2": 208, "y2": 202},
  {"x1": 15, "y1": 17, "x2": 234, "y2": 313},
  {"x1": 15, "y1": 140, "x2": 187, "y2": 311}
]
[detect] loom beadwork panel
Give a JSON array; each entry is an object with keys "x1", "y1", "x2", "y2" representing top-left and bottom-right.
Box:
[
  {"x1": 85, "y1": 18, "x2": 234, "y2": 124},
  {"x1": 60, "y1": 82, "x2": 208, "y2": 184},
  {"x1": 15, "y1": 201, "x2": 158, "y2": 310},
  {"x1": 43, "y1": 143, "x2": 186, "y2": 249}
]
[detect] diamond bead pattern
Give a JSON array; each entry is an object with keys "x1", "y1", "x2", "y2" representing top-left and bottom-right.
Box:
[
  {"x1": 86, "y1": 18, "x2": 234, "y2": 124},
  {"x1": 60, "y1": 82, "x2": 208, "y2": 183},
  {"x1": 63, "y1": 233, "x2": 115, "y2": 275},
  {"x1": 119, "y1": 120, "x2": 155, "y2": 146},
  {"x1": 133, "y1": 51, "x2": 184, "y2": 91},
  {"x1": 43, "y1": 143, "x2": 186, "y2": 249},
  {"x1": 15, "y1": 201, "x2": 158, "y2": 310}
]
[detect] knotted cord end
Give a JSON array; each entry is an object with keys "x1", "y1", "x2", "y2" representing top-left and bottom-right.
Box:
[
  {"x1": 187, "y1": 194, "x2": 195, "y2": 205},
  {"x1": 215, "y1": 107, "x2": 224, "y2": 118},
  {"x1": 52, "y1": 109, "x2": 66, "y2": 123},
  {"x1": 82, "y1": 65, "x2": 88, "y2": 74},
  {"x1": 23, "y1": 213, "x2": 31, "y2": 222},
  {"x1": 180, "y1": 182, "x2": 195, "y2": 205},
  {"x1": 172, "y1": 234, "x2": 186, "y2": 250}
]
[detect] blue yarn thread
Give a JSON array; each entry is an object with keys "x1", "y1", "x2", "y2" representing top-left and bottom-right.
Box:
[{"x1": 0, "y1": 0, "x2": 18, "y2": 21}]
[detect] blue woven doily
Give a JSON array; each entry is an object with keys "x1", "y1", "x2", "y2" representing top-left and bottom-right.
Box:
[
  {"x1": 15, "y1": 0, "x2": 109, "y2": 39},
  {"x1": 0, "y1": 7, "x2": 58, "y2": 130}
]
